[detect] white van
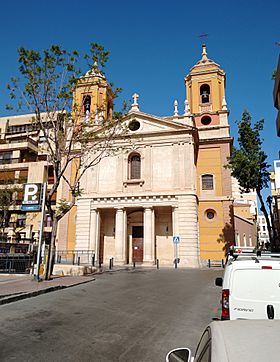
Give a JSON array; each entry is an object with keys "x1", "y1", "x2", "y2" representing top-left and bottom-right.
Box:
[{"x1": 215, "y1": 253, "x2": 280, "y2": 320}]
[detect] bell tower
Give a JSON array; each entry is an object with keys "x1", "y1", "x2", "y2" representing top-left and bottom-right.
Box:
[
  {"x1": 185, "y1": 44, "x2": 229, "y2": 138},
  {"x1": 185, "y1": 45, "x2": 234, "y2": 263},
  {"x1": 73, "y1": 63, "x2": 114, "y2": 122}
]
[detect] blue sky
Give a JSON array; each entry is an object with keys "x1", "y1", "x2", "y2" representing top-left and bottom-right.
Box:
[{"x1": 0, "y1": 0, "x2": 279, "y2": 183}]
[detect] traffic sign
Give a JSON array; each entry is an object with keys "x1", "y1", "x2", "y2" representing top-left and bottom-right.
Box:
[
  {"x1": 21, "y1": 204, "x2": 41, "y2": 211},
  {"x1": 173, "y1": 236, "x2": 180, "y2": 244}
]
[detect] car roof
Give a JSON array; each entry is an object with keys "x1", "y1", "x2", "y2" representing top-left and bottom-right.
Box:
[
  {"x1": 227, "y1": 256, "x2": 280, "y2": 268},
  {"x1": 210, "y1": 320, "x2": 280, "y2": 362}
]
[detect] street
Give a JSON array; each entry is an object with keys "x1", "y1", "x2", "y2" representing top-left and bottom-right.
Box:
[{"x1": 0, "y1": 268, "x2": 222, "y2": 362}]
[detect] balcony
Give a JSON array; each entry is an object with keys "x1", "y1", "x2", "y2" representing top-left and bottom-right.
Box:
[
  {"x1": 0, "y1": 158, "x2": 21, "y2": 165},
  {"x1": 0, "y1": 178, "x2": 27, "y2": 185}
]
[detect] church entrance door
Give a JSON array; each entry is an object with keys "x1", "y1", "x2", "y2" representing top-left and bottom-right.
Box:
[{"x1": 132, "y1": 226, "x2": 143, "y2": 262}]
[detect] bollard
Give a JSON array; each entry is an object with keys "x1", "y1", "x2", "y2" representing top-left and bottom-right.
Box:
[
  {"x1": 92, "y1": 255, "x2": 95, "y2": 267},
  {"x1": 208, "y1": 259, "x2": 211, "y2": 268},
  {"x1": 111, "y1": 258, "x2": 114, "y2": 268},
  {"x1": 78, "y1": 256, "x2": 80, "y2": 266},
  {"x1": 174, "y1": 258, "x2": 177, "y2": 269},
  {"x1": 72, "y1": 254, "x2": 75, "y2": 265},
  {"x1": 156, "y1": 259, "x2": 159, "y2": 269},
  {"x1": 109, "y1": 258, "x2": 112, "y2": 270},
  {"x1": 133, "y1": 261, "x2": 136, "y2": 269}
]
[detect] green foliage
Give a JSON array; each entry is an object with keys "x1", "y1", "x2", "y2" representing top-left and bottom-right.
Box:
[
  {"x1": 56, "y1": 199, "x2": 71, "y2": 216},
  {"x1": 227, "y1": 110, "x2": 270, "y2": 193},
  {"x1": 7, "y1": 42, "x2": 127, "y2": 278}
]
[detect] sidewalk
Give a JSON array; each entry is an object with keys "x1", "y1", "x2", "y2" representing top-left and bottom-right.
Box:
[{"x1": 0, "y1": 274, "x2": 96, "y2": 306}]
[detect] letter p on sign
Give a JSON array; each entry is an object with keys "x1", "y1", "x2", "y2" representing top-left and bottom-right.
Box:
[{"x1": 23, "y1": 183, "x2": 41, "y2": 204}]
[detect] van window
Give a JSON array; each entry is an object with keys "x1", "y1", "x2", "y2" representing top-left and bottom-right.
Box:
[{"x1": 232, "y1": 269, "x2": 280, "y2": 301}]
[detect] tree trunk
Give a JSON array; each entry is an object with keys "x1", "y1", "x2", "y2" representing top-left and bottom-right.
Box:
[
  {"x1": 256, "y1": 189, "x2": 274, "y2": 250},
  {"x1": 45, "y1": 215, "x2": 58, "y2": 280}
]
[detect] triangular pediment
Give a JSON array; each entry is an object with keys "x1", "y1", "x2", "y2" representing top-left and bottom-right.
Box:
[{"x1": 124, "y1": 111, "x2": 195, "y2": 135}]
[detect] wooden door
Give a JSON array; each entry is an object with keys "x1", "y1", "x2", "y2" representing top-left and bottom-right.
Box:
[
  {"x1": 99, "y1": 233, "x2": 104, "y2": 265},
  {"x1": 132, "y1": 226, "x2": 143, "y2": 262}
]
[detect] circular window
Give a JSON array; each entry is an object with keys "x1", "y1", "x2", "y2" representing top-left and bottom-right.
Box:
[
  {"x1": 206, "y1": 209, "x2": 215, "y2": 220},
  {"x1": 201, "y1": 116, "x2": 212, "y2": 126},
  {"x1": 128, "y1": 120, "x2": 140, "y2": 131}
]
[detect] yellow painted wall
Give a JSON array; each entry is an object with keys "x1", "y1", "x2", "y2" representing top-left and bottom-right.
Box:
[
  {"x1": 186, "y1": 68, "x2": 225, "y2": 114},
  {"x1": 66, "y1": 159, "x2": 80, "y2": 251},
  {"x1": 197, "y1": 146, "x2": 228, "y2": 260},
  {"x1": 199, "y1": 201, "x2": 226, "y2": 260},
  {"x1": 234, "y1": 204, "x2": 253, "y2": 220},
  {"x1": 73, "y1": 75, "x2": 113, "y2": 122},
  {"x1": 197, "y1": 147, "x2": 223, "y2": 196}
]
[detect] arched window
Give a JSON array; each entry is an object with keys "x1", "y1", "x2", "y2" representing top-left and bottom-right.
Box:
[
  {"x1": 129, "y1": 153, "x2": 141, "y2": 179},
  {"x1": 201, "y1": 174, "x2": 214, "y2": 190},
  {"x1": 200, "y1": 84, "x2": 210, "y2": 104},
  {"x1": 83, "y1": 95, "x2": 91, "y2": 114}
]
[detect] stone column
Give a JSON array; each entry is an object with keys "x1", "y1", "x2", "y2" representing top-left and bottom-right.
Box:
[
  {"x1": 144, "y1": 207, "x2": 154, "y2": 263},
  {"x1": 89, "y1": 209, "x2": 100, "y2": 264},
  {"x1": 172, "y1": 207, "x2": 179, "y2": 236},
  {"x1": 115, "y1": 208, "x2": 126, "y2": 263},
  {"x1": 89, "y1": 209, "x2": 98, "y2": 251}
]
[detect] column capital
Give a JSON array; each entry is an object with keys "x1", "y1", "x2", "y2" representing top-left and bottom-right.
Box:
[
  {"x1": 114, "y1": 207, "x2": 125, "y2": 212},
  {"x1": 144, "y1": 207, "x2": 153, "y2": 211}
]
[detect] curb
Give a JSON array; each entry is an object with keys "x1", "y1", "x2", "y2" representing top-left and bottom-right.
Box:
[{"x1": 0, "y1": 278, "x2": 95, "y2": 306}]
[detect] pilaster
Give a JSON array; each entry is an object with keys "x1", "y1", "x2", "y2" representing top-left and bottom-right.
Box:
[{"x1": 144, "y1": 207, "x2": 154, "y2": 262}]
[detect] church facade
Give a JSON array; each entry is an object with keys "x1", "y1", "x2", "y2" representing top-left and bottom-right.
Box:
[{"x1": 58, "y1": 45, "x2": 234, "y2": 267}]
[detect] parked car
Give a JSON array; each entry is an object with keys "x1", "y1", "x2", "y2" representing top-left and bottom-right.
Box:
[
  {"x1": 215, "y1": 252, "x2": 280, "y2": 320},
  {"x1": 166, "y1": 320, "x2": 280, "y2": 362}
]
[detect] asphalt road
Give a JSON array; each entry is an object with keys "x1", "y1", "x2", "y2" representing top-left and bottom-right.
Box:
[{"x1": 0, "y1": 268, "x2": 223, "y2": 362}]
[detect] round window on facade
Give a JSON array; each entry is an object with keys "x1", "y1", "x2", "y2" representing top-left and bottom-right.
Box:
[
  {"x1": 201, "y1": 116, "x2": 212, "y2": 126},
  {"x1": 206, "y1": 209, "x2": 216, "y2": 220},
  {"x1": 128, "y1": 120, "x2": 140, "y2": 131}
]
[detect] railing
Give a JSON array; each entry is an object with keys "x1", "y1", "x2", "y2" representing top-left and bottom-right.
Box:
[
  {"x1": 0, "y1": 254, "x2": 33, "y2": 274},
  {"x1": 0, "y1": 178, "x2": 27, "y2": 185},
  {"x1": 0, "y1": 157, "x2": 40, "y2": 165},
  {"x1": 0, "y1": 158, "x2": 20, "y2": 165},
  {"x1": 0, "y1": 242, "x2": 31, "y2": 254},
  {"x1": 56, "y1": 250, "x2": 95, "y2": 266},
  {"x1": 6, "y1": 137, "x2": 38, "y2": 147}
]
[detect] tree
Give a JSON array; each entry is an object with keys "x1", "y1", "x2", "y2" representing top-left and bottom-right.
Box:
[
  {"x1": 7, "y1": 43, "x2": 127, "y2": 279},
  {"x1": 226, "y1": 110, "x2": 275, "y2": 249}
]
